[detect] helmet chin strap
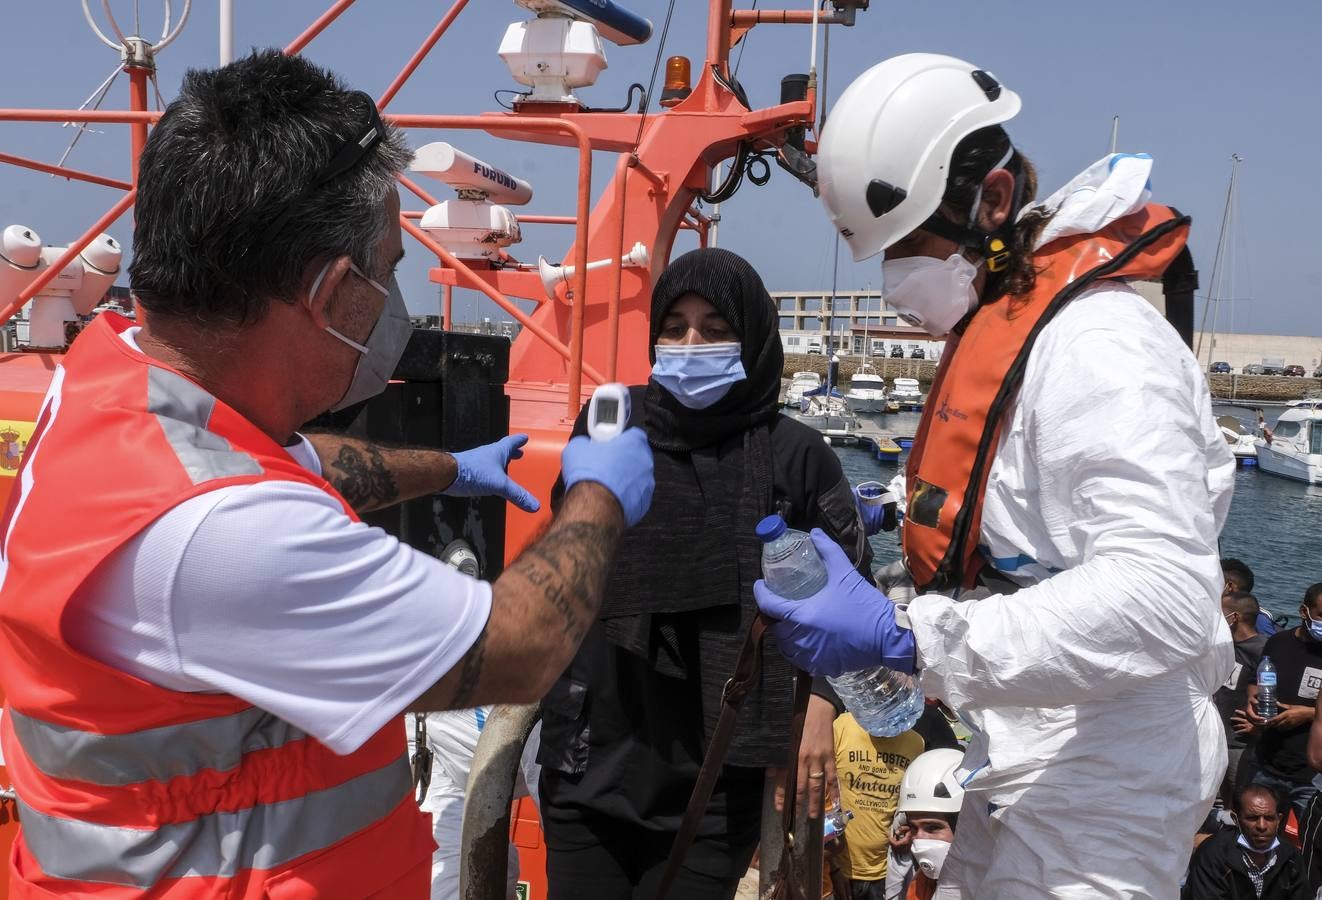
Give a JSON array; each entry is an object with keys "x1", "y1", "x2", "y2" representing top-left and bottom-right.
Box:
[{"x1": 920, "y1": 145, "x2": 1022, "y2": 273}]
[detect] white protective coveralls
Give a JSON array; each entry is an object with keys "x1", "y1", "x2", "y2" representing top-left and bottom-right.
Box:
[
  {"x1": 405, "y1": 710, "x2": 543, "y2": 900},
  {"x1": 904, "y1": 155, "x2": 1237, "y2": 900}
]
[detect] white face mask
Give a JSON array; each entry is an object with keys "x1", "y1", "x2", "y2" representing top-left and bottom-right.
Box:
[
  {"x1": 911, "y1": 838, "x2": 952, "y2": 879},
  {"x1": 308, "y1": 260, "x2": 413, "y2": 412},
  {"x1": 880, "y1": 253, "x2": 981, "y2": 338}
]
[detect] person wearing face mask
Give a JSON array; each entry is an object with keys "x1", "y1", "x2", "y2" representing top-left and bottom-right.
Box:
[
  {"x1": 0, "y1": 51, "x2": 656, "y2": 898},
  {"x1": 885, "y1": 749, "x2": 966, "y2": 900},
  {"x1": 1242, "y1": 584, "x2": 1322, "y2": 827},
  {"x1": 754, "y1": 53, "x2": 1236, "y2": 899},
  {"x1": 1183, "y1": 785, "x2": 1308, "y2": 900},
  {"x1": 537, "y1": 248, "x2": 870, "y2": 900}
]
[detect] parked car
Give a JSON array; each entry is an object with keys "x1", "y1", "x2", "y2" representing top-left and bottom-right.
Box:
[
  {"x1": 1243, "y1": 363, "x2": 1265, "y2": 375},
  {"x1": 1315, "y1": 365, "x2": 1322, "y2": 378},
  {"x1": 1262, "y1": 365, "x2": 1286, "y2": 376},
  {"x1": 806, "y1": 338, "x2": 823, "y2": 355},
  {"x1": 1209, "y1": 361, "x2": 1231, "y2": 374},
  {"x1": 1284, "y1": 364, "x2": 1306, "y2": 377},
  {"x1": 910, "y1": 347, "x2": 926, "y2": 359},
  {"x1": 890, "y1": 345, "x2": 904, "y2": 358}
]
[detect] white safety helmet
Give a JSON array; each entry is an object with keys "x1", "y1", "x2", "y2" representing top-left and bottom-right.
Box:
[
  {"x1": 818, "y1": 53, "x2": 1022, "y2": 262},
  {"x1": 896, "y1": 748, "x2": 965, "y2": 816}
]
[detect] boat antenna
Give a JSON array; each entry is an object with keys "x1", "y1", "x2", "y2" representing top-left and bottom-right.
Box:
[
  {"x1": 1109, "y1": 115, "x2": 1119, "y2": 154},
  {"x1": 1195, "y1": 153, "x2": 1243, "y2": 366},
  {"x1": 631, "y1": 0, "x2": 678, "y2": 150},
  {"x1": 62, "y1": 1, "x2": 191, "y2": 167}
]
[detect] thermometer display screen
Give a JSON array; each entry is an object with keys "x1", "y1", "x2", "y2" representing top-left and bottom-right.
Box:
[{"x1": 595, "y1": 397, "x2": 620, "y2": 423}]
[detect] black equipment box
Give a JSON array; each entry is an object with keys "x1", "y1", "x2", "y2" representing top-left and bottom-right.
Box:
[{"x1": 307, "y1": 327, "x2": 510, "y2": 580}]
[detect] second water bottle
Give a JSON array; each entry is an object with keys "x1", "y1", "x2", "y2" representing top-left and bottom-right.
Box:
[{"x1": 756, "y1": 514, "x2": 923, "y2": 737}]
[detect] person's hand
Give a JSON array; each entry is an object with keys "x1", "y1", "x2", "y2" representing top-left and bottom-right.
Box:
[
  {"x1": 1231, "y1": 707, "x2": 1260, "y2": 737},
  {"x1": 854, "y1": 481, "x2": 898, "y2": 536},
  {"x1": 890, "y1": 820, "x2": 913, "y2": 851},
  {"x1": 755, "y1": 529, "x2": 915, "y2": 677},
  {"x1": 446, "y1": 434, "x2": 540, "y2": 512},
  {"x1": 1266, "y1": 701, "x2": 1314, "y2": 730},
  {"x1": 560, "y1": 428, "x2": 654, "y2": 527},
  {"x1": 783, "y1": 693, "x2": 838, "y2": 819}
]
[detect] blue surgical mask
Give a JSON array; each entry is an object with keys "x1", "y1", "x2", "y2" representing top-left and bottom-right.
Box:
[
  {"x1": 1305, "y1": 612, "x2": 1322, "y2": 641},
  {"x1": 651, "y1": 342, "x2": 746, "y2": 410}
]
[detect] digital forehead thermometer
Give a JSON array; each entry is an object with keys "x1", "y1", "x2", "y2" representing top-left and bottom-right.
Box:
[{"x1": 587, "y1": 383, "x2": 630, "y2": 442}]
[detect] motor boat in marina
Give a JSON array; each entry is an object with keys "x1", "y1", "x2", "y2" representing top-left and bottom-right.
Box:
[
  {"x1": 1216, "y1": 414, "x2": 1258, "y2": 463},
  {"x1": 795, "y1": 384, "x2": 859, "y2": 439},
  {"x1": 890, "y1": 377, "x2": 925, "y2": 410},
  {"x1": 845, "y1": 364, "x2": 888, "y2": 413},
  {"x1": 784, "y1": 371, "x2": 821, "y2": 408},
  {"x1": 1255, "y1": 400, "x2": 1322, "y2": 484}
]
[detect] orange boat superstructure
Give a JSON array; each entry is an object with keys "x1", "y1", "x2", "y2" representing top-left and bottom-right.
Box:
[{"x1": 0, "y1": 2, "x2": 869, "y2": 896}]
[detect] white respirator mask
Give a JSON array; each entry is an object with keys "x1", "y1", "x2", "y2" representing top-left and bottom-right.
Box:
[{"x1": 880, "y1": 253, "x2": 981, "y2": 338}]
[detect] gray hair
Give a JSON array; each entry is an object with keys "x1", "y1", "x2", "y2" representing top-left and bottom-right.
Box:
[{"x1": 129, "y1": 49, "x2": 411, "y2": 326}]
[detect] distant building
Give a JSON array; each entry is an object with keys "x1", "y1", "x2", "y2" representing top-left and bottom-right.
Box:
[{"x1": 771, "y1": 289, "x2": 944, "y2": 359}]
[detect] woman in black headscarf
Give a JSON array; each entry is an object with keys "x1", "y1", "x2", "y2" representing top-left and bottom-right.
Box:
[{"x1": 538, "y1": 248, "x2": 869, "y2": 900}]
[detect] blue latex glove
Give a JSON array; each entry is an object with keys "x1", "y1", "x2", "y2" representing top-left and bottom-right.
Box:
[
  {"x1": 560, "y1": 427, "x2": 654, "y2": 527},
  {"x1": 754, "y1": 529, "x2": 915, "y2": 677},
  {"x1": 447, "y1": 434, "x2": 540, "y2": 513},
  {"x1": 854, "y1": 481, "x2": 898, "y2": 536}
]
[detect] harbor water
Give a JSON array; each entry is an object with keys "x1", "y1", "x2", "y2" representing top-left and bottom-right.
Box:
[{"x1": 830, "y1": 404, "x2": 1322, "y2": 626}]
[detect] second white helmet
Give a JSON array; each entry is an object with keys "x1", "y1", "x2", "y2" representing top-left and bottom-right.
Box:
[
  {"x1": 896, "y1": 748, "x2": 966, "y2": 816},
  {"x1": 817, "y1": 53, "x2": 1021, "y2": 262}
]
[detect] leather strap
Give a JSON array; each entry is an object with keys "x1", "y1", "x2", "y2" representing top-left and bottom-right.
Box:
[{"x1": 653, "y1": 615, "x2": 814, "y2": 900}]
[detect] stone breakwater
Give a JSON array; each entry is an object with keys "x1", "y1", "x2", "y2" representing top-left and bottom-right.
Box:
[
  {"x1": 1207, "y1": 374, "x2": 1322, "y2": 402},
  {"x1": 781, "y1": 356, "x2": 1321, "y2": 402},
  {"x1": 783, "y1": 353, "x2": 936, "y2": 387}
]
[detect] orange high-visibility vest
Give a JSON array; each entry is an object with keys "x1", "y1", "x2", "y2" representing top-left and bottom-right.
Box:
[
  {"x1": 0, "y1": 313, "x2": 435, "y2": 898},
  {"x1": 903, "y1": 205, "x2": 1192, "y2": 593}
]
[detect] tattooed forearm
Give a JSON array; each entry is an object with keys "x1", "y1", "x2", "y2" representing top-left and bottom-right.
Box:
[
  {"x1": 508, "y1": 521, "x2": 619, "y2": 645},
  {"x1": 449, "y1": 629, "x2": 487, "y2": 709},
  {"x1": 327, "y1": 443, "x2": 399, "y2": 512}
]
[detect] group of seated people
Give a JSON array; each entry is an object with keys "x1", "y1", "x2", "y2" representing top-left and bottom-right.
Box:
[{"x1": 1181, "y1": 559, "x2": 1322, "y2": 898}]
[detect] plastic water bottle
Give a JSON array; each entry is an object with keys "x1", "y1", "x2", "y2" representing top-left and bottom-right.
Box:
[
  {"x1": 756, "y1": 514, "x2": 924, "y2": 737},
  {"x1": 823, "y1": 801, "x2": 854, "y2": 842},
  {"x1": 1258, "y1": 656, "x2": 1279, "y2": 719}
]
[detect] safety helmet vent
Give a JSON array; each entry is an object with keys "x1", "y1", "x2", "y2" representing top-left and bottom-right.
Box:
[
  {"x1": 866, "y1": 180, "x2": 908, "y2": 218},
  {"x1": 970, "y1": 70, "x2": 1002, "y2": 101}
]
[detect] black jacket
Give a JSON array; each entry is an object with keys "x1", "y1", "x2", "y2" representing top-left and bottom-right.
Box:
[{"x1": 1183, "y1": 829, "x2": 1309, "y2": 900}]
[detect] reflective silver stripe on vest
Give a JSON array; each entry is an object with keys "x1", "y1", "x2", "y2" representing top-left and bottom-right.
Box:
[
  {"x1": 146, "y1": 367, "x2": 261, "y2": 484},
  {"x1": 9, "y1": 707, "x2": 307, "y2": 786},
  {"x1": 18, "y1": 753, "x2": 411, "y2": 887}
]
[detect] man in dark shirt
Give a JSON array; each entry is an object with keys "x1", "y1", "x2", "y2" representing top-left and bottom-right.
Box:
[
  {"x1": 1224, "y1": 557, "x2": 1278, "y2": 637},
  {"x1": 1219, "y1": 592, "x2": 1269, "y2": 802},
  {"x1": 1184, "y1": 784, "x2": 1308, "y2": 900},
  {"x1": 1247, "y1": 584, "x2": 1322, "y2": 824}
]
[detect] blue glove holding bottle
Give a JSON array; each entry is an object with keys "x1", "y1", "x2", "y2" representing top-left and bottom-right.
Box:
[
  {"x1": 560, "y1": 427, "x2": 654, "y2": 526},
  {"x1": 447, "y1": 433, "x2": 540, "y2": 513},
  {"x1": 754, "y1": 529, "x2": 915, "y2": 677}
]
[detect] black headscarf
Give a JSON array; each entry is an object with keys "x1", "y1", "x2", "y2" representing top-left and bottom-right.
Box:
[
  {"x1": 600, "y1": 248, "x2": 792, "y2": 766},
  {"x1": 643, "y1": 247, "x2": 785, "y2": 451}
]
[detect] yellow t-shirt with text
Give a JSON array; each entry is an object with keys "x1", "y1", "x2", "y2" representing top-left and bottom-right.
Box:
[{"x1": 833, "y1": 713, "x2": 925, "y2": 882}]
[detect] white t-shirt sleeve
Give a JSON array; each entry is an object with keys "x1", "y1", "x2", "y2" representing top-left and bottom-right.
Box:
[{"x1": 69, "y1": 480, "x2": 491, "y2": 755}]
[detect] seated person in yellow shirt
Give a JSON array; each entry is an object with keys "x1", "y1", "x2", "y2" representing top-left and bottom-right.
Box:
[{"x1": 831, "y1": 701, "x2": 961, "y2": 899}]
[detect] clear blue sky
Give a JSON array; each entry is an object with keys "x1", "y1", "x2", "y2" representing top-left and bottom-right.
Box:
[{"x1": 3, "y1": 1, "x2": 1319, "y2": 337}]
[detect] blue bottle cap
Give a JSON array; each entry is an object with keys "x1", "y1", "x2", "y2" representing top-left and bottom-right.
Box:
[{"x1": 756, "y1": 514, "x2": 787, "y2": 542}]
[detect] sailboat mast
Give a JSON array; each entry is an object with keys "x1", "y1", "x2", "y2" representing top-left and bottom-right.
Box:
[
  {"x1": 1196, "y1": 153, "x2": 1242, "y2": 365},
  {"x1": 1109, "y1": 115, "x2": 1119, "y2": 154}
]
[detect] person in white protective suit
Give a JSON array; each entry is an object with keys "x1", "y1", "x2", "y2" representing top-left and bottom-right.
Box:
[
  {"x1": 406, "y1": 710, "x2": 543, "y2": 899},
  {"x1": 754, "y1": 53, "x2": 1236, "y2": 899}
]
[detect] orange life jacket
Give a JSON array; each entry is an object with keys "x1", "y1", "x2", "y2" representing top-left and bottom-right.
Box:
[
  {"x1": 902, "y1": 204, "x2": 1192, "y2": 593},
  {"x1": 0, "y1": 313, "x2": 435, "y2": 898}
]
